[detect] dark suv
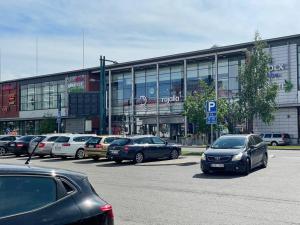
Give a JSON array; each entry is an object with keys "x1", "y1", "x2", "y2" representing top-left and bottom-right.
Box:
[
  {"x1": 0, "y1": 135, "x2": 20, "y2": 156},
  {"x1": 0, "y1": 164, "x2": 114, "y2": 225}
]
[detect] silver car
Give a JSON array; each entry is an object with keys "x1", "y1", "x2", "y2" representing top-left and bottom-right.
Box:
[
  {"x1": 28, "y1": 135, "x2": 60, "y2": 157},
  {"x1": 260, "y1": 133, "x2": 291, "y2": 146}
]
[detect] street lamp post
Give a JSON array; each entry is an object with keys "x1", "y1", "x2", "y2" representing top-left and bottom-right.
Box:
[{"x1": 99, "y1": 56, "x2": 118, "y2": 135}]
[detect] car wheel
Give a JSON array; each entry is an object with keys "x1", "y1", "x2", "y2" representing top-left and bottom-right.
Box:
[
  {"x1": 114, "y1": 159, "x2": 123, "y2": 164},
  {"x1": 170, "y1": 149, "x2": 179, "y2": 160},
  {"x1": 262, "y1": 153, "x2": 268, "y2": 168},
  {"x1": 0, "y1": 147, "x2": 6, "y2": 156},
  {"x1": 134, "y1": 152, "x2": 144, "y2": 164},
  {"x1": 243, "y1": 158, "x2": 251, "y2": 176},
  {"x1": 75, "y1": 149, "x2": 85, "y2": 159},
  {"x1": 38, "y1": 155, "x2": 44, "y2": 158},
  {"x1": 92, "y1": 156, "x2": 100, "y2": 161},
  {"x1": 15, "y1": 154, "x2": 21, "y2": 157},
  {"x1": 271, "y1": 141, "x2": 278, "y2": 146},
  {"x1": 60, "y1": 156, "x2": 67, "y2": 159},
  {"x1": 202, "y1": 169, "x2": 209, "y2": 174}
]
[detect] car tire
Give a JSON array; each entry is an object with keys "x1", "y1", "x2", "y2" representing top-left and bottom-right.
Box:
[
  {"x1": 134, "y1": 152, "x2": 144, "y2": 164},
  {"x1": 114, "y1": 159, "x2": 123, "y2": 164},
  {"x1": 15, "y1": 154, "x2": 21, "y2": 157},
  {"x1": 202, "y1": 169, "x2": 209, "y2": 174},
  {"x1": 271, "y1": 141, "x2": 278, "y2": 146},
  {"x1": 39, "y1": 155, "x2": 44, "y2": 158},
  {"x1": 243, "y1": 158, "x2": 251, "y2": 176},
  {"x1": 169, "y1": 149, "x2": 179, "y2": 160},
  {"x1": 75, "y1": 149, "x2": 85, "y2": 159},
  {"x1": 0, "y1": 147, "x2": 6, "y2": 156},
  {"x1": 262, "y1": 153, "x2": 268, "y2": 168},
  {"x1": 60, "y1": 156, "x2": 67, "y2": 159},
  {"x1": 92, "y1": 156, "x2": 100, "y2": 161}
]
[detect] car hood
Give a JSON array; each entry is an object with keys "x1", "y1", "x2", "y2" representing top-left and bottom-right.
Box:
[{"x1": 205, "y1": 148, "x2": 244, "y2": 156}]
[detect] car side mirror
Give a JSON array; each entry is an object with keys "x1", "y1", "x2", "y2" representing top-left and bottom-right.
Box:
[
  {"x1": 206, "y1": 145, "x2": 210, "y2": 149},
  {"x1": 249, "y1": 145, "x2": 255, "y2": 149},
  {"x1": 165, "y1": 141, "x2": 168, "y2": 145}
]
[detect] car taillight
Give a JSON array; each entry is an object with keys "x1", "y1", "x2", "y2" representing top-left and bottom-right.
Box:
[
  {"x1": 62, "y1": 143, "x2": 70, "y2": 146},
  {"x1": 38, "y1": 143, "x2": 46, "y2": 148},
  {"x1": 16, "y1": 143, "x2": 24, "y2": 147},
  {"x1": 124, "y1": 145, "x2": 129, "y2": 152},
  {"x1": 95, "y1": 144, "x2": 103, "y2": 149},
  {"x1": 100, "y1": 204, "x2": 114, "y2": 219}
]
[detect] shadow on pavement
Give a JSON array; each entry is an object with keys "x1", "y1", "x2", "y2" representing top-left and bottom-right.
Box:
[
  {"x1": 72, "y1": 158, "x2": 110, "y2": 164},
  {"x1": 96, "y1": 161, "x2": 135, "y2": 167},
  {"x1": 193, "y1": 172, "x2": 244, "y2": 179},
  {"x1": 137, "y1": 161, "x2": 199, "y2": 167},
  {"x1": 40, "y1": 157, "x2": 73, "y2": 162}
]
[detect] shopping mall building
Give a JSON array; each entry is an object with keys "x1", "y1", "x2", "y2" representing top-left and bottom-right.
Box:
[{"x1": 1, "y1": 34, "x2": 300, "y2": 143}]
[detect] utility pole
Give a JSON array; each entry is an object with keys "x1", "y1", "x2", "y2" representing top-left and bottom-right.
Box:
[
  {"x1": 99, "y1": 56, "x2": 106, "y2": 135},
  {"x1": 99, "y1": 56, "x2": 118, "y2": 135}
]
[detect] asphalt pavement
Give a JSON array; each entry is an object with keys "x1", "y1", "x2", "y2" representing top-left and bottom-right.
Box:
[{"x1": 0, "y1": 150, "x2": 300, "y2": 225}]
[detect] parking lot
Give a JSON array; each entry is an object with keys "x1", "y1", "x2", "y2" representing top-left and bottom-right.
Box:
[{"x1": 1, "y1": 150, "x2": 300, "y2": 225}]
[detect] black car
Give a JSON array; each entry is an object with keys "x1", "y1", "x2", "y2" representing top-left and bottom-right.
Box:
[
  {"x1": 7, "y1": 135, "x2": 43, "y2": 156},
  {"x1": 107, "y1": 135, "x2": 181, "y2": 164},
  {"x1": 201, "y1": 134, "x2": 268, "y2": 175},
  {"x1": 0, "y1": 164, "x2": 114, "y2": 225},
  {"x1": 0, "y1": 135, "x2": 20, "y2": 156}
]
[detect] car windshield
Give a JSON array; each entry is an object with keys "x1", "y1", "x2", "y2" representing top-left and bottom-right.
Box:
[{"x1": 211, "y1": 136, "x2": 246, "y2": 149}]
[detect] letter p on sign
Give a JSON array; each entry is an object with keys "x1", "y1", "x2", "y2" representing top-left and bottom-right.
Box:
[{"x1": 206, "y1": 100, "x2": 217, "y2": 113}]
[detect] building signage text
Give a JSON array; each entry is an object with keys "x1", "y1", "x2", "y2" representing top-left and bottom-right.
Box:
[
  {"x1": 66, "y1": 75, "x2": 85, "y2": 93},
  {"x1": 267, "y1": 63, "x2": 287, "y2": 78},
  {"x1": 139, "y1": 95, "x2": 181, "y2": 106}
]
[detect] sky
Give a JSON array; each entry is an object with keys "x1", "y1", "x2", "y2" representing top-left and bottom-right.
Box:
[{"x1": 0, "y1": 0, "x2": 300, "y2": 81}]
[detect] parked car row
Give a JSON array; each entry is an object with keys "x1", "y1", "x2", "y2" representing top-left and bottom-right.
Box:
[{"x1": 0, "y1": 134, "x2": 182, "y2": 164}]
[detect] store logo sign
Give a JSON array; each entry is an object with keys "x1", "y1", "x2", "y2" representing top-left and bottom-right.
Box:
[
  {"x1": 269, "y1": 64, "x2": 286, "y2": 72},
  {"x1": 161, "y1": 95, "x2": 180, "y2": 104}
]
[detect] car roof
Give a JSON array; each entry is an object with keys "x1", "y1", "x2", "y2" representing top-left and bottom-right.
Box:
[{"x1": 0, "y1": 164, "x2": 87, "y2": 181}]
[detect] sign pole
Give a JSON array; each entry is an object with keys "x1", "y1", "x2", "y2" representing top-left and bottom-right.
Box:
[{"x1": 211, "y1": 124, "x2": 213, "y2": 145}]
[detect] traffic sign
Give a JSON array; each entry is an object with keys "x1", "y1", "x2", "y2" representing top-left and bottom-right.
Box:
[
  {"x1": 206, "y1": 116, "x2": 217, "y2": 125},
  {"x1": 206, "y1": 100, "x2": 217, "y2": 113},
  {"x1": 206, "y1": 100, "x2": 217, "y2": 124}
]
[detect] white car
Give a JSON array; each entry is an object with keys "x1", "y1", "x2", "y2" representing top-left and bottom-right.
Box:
[{"x1": 52, "y1": 134, "x2": 96, "y2": 159}]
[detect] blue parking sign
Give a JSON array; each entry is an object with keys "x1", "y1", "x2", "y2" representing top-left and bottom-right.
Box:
[{"x1": 206, "y1": 100, "x2": 217, "y2": 113}]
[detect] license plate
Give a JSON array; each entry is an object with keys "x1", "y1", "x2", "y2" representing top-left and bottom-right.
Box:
[
  {"x1": 10, "y1": 143, "x2": 15, "y2": 146},
  {"x1": 211, "y1": 164, "x2": 224, "y2": 168},
  {"x1": 110, "y1": 150, "x2": 119, "y2": 154},
  {"x1": 89, "y1": 145, "x2": 94, "y2": 148},
  {"x1": 56, "y1": 147, "x2": 61, "y2": 150}
]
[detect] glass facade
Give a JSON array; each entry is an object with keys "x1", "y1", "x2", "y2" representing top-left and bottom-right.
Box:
[
  {"x1": 110, "y1": 56, "x2": 244, "y2": 136},
  {"x1": 20, "y1": 80, "x2": 66, "y2": 111}
]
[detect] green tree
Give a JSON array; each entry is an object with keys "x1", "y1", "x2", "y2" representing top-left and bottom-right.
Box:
[
  {"x1": 238, "y1": 32, "x2": 279, "y2": 132},
  {"x1": 184, "y1": 80, "x2": 228, "y2": 135},
  {"x1": 39, "y1": 117, "x2": 56, "y2": 134}
]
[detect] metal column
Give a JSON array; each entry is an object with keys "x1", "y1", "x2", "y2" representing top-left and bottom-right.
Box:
[
  {"x1": 183, "y1": 59, "x2": 187, "y2": 137},
  {"x1": 108, "y1": 70, "x2": 112, "y2": 135},
  {"x1": 99, "y1": 56, "x2": 106, "y2": 135},
  {"x1": 131, "y1": 67, "x2": 135, "y2": 135},
  {"x1": 156, "y1": 64, "x2": 160, "y2": 136},
  {"x1": 214, "y1": 53, "x2": 218, "y2": 99}
]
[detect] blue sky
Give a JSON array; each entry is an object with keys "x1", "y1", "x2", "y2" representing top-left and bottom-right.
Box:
[{"x1": 0, "y1": 0, "x2": 300, "y2": 81}]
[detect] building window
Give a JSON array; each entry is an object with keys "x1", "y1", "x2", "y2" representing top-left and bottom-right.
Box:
[{"x1": 20, "y1": 80, "x2": 66, "y2": 111}]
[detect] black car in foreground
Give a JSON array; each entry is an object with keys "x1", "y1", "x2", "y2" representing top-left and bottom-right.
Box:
[
  {"x1": 0, "y1": 164, "x2": 114, "y2": 225},
  {"x1": 107, "y1": 135, "x2": 181, "y2": 164},
  {"x1": 201, "y1": 134, "x2": 268, "y2": 175},
  {"x1": 7, "y1": 135, "x2": 42, "y2": 156}
]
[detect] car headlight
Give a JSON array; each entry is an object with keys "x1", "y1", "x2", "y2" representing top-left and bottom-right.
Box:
[
  {"x1": 201, "y1": 153, "x2": 206, "y2": 161},
  {"x1": 232, "y1": 152, "x2": 243, "y2": 161}
]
